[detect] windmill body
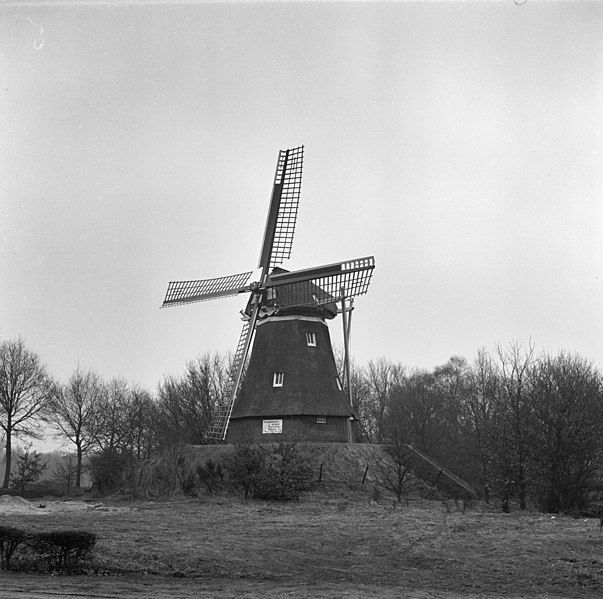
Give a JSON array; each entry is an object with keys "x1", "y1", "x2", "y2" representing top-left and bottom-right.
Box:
[
  {"x1": 162, "y1": 147, "x2": 374, "y2": 443},
  {"x1": 228, "y1": 313, "x2": 352, "y2": 442}
]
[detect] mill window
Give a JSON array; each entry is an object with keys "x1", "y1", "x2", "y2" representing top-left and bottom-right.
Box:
[
  {"x1": 305, "y1": 331, "x2": 317, "y2": 347},
  {"x1": 273, "y1": 372, "x2": 284, "y2": 387},
  {"x1": 317, "y1": 416, "x2": 327, "y2": 424}
]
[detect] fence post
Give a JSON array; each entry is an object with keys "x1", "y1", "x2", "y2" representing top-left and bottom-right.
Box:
[{"x1": 362, "y1": 464, "x2": 369, "y2": 485}]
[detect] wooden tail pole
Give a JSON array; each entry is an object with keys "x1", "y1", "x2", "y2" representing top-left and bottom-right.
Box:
[
  {"x1": 340, "y1": 287, "x2": 353, "y2": 410},
  {"x1": 340, "y1": 287, "x2": 354, "y2": 443},
  {"x1": 347, "y1": 298, "x2": 354, "y2": 349}
]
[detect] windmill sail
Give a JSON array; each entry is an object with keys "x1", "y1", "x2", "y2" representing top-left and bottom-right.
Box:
[
  {"x1": 258, "y1": 146, "x2": 304, "y2": 271},
  {"x1": 205, "y1": 301, "x2": 260, "y2": 441},
  {"x1": 161, "y1": 271, "x2": 253, "y2": 307},
  {"x1": 267, "y1": 256, "x2": 375, "y2": 308}
]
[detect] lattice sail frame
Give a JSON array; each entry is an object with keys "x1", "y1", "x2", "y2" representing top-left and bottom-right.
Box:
[
  {"x1": 258, "y1": 146, "x2": 304, "y2": 272},
  {"x1": 267, "y1": 256, "x2": 375, "y2": 308},
  {"x1": 162, "y1": 271, "x2": 253, "y2": 307},
  {"x1": 269, "y1": 146, "x2": 303, "y2": 268},
  {"x1": 206, "y1": 308, "x2": 258, "y2": 441}
]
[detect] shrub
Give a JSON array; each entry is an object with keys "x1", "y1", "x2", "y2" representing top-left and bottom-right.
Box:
[
  {"x1": 223, "y1": 442, "x2": 313, "y2": 501},
  {"x1": 0, "y1": 527, "x2": 96, "y2": 574},
  {"x1": 175, "y1": 455, "x2": 198, "y2": 496},
  {"x1": 28, "y1": 530, "x2": 96, "y2": 574},
  {"x1": 0, "y1": 526, "x2": 26, "y2": 570},
  {"x1": 197, "y1": 459, "x2": 223, "y2": 494},
  {"x1": 373, "y1": 445, "x2": 414, "y2": 502},
  {"x1": 10, "y1": 447, "x2": 47, "y2": 495},
  {"x1": 222, "y1": 442, "x2": 266, "y2": 499},
  {"x1": 254, "y1": 443, "x2": 314, "y2": 501},
  {"x1": 24, "y1": 478, "x2": 68, "y2": 499},
  {"x1": 180, "y1": 472, "x2": 198, "y2": 496},
  {"x1": 88, "y1": 448, "x2": 135, "y2": 493}
]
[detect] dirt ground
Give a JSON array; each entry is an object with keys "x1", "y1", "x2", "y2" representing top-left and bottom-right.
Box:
[
  {"x1": 0, "y1": 576, "x2": 575, "y2": 599},
  {"x1": 0, "y1": 492, "x2": 601, "y2": 598}
]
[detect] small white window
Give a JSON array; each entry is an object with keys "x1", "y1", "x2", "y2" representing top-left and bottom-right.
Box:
[
  {"x1": 317, "y1": 416, "x2": 327, "y2": 424},
  {"x1": 273, "y1": 372, "x2": 284, "y2": 387},
  {"x1": 306, "y1": 331, "x2": 317, "y2": 347}
]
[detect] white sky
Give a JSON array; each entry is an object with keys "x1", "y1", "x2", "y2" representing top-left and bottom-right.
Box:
[{"x1": 1, "y1": 0, "x2": 602, "y2": 394}]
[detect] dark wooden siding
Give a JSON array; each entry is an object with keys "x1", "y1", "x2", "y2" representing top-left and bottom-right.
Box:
[
  {"x1": 231, "y1": 315, "x2": 352, "y2": 419},
  {"x1": 228, "y1": 415, "x2": 350, "y2": 443}
]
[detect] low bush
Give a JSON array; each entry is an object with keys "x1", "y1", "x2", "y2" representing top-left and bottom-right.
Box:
[
  {"x1": 223, "y1": 442, "x2": 313, "y2": 501},
  {"x1": 197, "y1": 459, "x2": 224, "y2": 494},
  {"x1": 30, "y1": 530, "x2": 96, "y2": 573},
  {"x1": 175, "y1": 455, "x2": 198, "y2": 496},
  {"x1": 254, "y1": 443, "x2": 314, "y2": 501},
  {"x1": 88, "y1": 448, "x2": 135, "y2": 493},
  {"x1": 0, "y1": 527, "x2": 96, "y2": 574},
  {"x1": 24, "y1": 478, "x2": 69, "y2": 499},
  {"x1": 0, "y1": 526, "x2": 26, "y2": 570},
  {"x1": 222, "y1": 442, "x2": 266, "y2": 500},
  {"x1": 179, "y1": 472, "x2": 197, "y2": 496}
]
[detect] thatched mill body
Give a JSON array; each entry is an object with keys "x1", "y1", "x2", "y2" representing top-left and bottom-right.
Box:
[{"x1": 162, "y1": 147, "x2": 374, "y2": 443}]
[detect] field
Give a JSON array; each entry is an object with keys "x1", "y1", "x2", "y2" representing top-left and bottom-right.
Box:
[{"x1": 0, "y1": 488, "x2": 601, "y2": 599}]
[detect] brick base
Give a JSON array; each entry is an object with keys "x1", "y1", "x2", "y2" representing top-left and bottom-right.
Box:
[{"x1": 227, "y1": 415, "x2": 352, "y2": 443}]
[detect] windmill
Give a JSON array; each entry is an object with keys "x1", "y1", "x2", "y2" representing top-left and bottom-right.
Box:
[{"x1": 162, "y1": 146, "x2": 375, "y2": 443}]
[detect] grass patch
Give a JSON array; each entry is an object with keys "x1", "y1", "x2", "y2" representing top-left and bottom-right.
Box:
[{"x1": 0, "y1": 492, "x2": 601, "y2": 596}]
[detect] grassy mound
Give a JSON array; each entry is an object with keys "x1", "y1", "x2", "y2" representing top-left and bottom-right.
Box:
[{"x1": 138, "y1": 442, "x2": 472, "y2": 502}]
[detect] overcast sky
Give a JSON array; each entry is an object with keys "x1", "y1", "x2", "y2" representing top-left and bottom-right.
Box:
[{"x1": 1, "y1": 1, "x2": 602, "y2": 398}]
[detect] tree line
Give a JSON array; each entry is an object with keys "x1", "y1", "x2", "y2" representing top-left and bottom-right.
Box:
[
  {"x1": 1, "y1": 336, "x2": 602, "y2": 512},
  {"x1": 0, "y1": 337, "x2": 231, "y2": 493},
  {"x1": 350, "y1": 342, "x2": 603, "y2": 513}
]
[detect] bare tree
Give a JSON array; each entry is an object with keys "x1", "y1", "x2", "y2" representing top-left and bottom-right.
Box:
[
  {"x1": 365, "y1": 358, "x2": 405, "y2": 444},
  {"x1": 457, "y1": 343, "x2": 536, "y2": 510},
  {"x1": 373, "y1": 443, "x2": 415, "y2": 502},
  {"x1": 0, "y1": 338, "x2": 54, "y2": 488},
  {"x1": 93, "y1": 377, "x2": 133, "y2": 451},
  {"x1": 433, "y1": 356, "x2": 470, "y2": 467},
  {"x1": 86, "y1": 378, "x2": 140, "y2": 493},
  {"x1": 154, "y1": 374, "x2": 192, "y2": 448},
  {"x1": 459, "y1": 348, "x2": 500, "y2": 502},
  {"x1": 155, "y1": 353, "x2": 229, "y2": 447},
  {"x1": 128, "y1": 386, "x2": 156, "y2": 459},
  {"x1": 53, "y1": 451, "x2": 78, "y2": 494},
  {"x1": 183, "y1": 353, "x2": 228, "y2": 433},
  {"x1": 333, "y1": 348, "x2": 373, "y2": 441},
  {"x1": 348, "y1": 359, "x2": 375, "y2": 442},
  {"x1": 388, "y1": 369, "x2": 446, "y2": 455},
  {"x1": 51, "y1": 365, "x2": 103, "y2": 487},
  {"x1": 495, "y1": 340, "x2": 536, "y2": 509},
  {"x1": 530, "y1": 352, "x2": 603, "y2": 512}
]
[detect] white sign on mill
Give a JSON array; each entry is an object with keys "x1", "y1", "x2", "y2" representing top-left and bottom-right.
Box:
[{"x1": 262, "y1": 419, "x2": 283, "y2": 434}]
